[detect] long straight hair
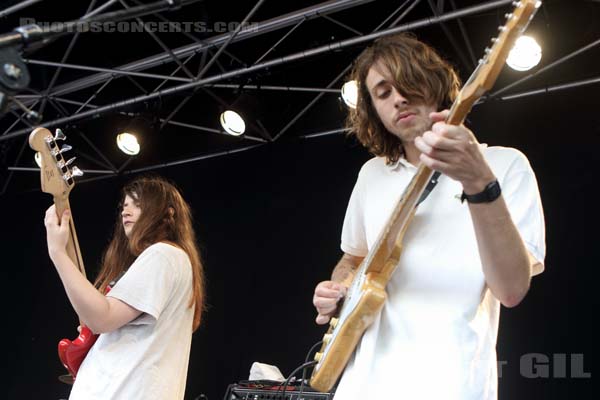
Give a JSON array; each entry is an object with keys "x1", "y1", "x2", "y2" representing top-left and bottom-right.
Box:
[{"x1": 94, "y1": 176, "x2": 205, "y2": 331}]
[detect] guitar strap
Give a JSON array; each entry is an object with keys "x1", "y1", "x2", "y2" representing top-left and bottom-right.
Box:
[
  {"x1": 108, "y1": 270, "x2": 127, "y2": 290},
  {"x1": 417, "y1": 171, "x2": 442, "y2": 206}
]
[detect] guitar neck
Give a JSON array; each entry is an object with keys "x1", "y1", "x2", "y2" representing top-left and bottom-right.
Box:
[
  {"x1": 363, "y1": 164, "x2": 433, "y2": 277},
  {"x1": 53, "y1": 196, "x2": 86, "y2": 277},
  {"x1": 363, "y1": 98, "x2": 472, "y2": 277}
]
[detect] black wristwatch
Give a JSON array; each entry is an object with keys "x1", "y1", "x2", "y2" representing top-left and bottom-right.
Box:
[{"x1": 460, "y1": 179, "x2": 501, "y2": 204}]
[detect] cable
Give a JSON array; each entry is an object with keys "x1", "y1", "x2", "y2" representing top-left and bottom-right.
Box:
[
  {"x1": 298, "y1": 340, "x2": 324, "y2": 396},
  {"x1": 225, "y1": 340, "x2": 325, "y2": 400},
  {"x1": 222, "y1": 383, "x2": 241, "y2": 400},
  {"x1": 279, "y1": 360, "x2": 318, "y2": 400}
]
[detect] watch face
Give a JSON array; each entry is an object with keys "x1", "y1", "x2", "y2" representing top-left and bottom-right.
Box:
[{"x1": 485, "y1": 180, "x2": 501, "y2": 202}]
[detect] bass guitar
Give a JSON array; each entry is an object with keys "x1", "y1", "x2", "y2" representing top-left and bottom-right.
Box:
[{"x1": 29, "y1": 127, "x2": 93, "y2": 384}]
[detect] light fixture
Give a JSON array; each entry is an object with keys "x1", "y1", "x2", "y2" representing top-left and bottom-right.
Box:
[
  {"x1": 116, "y1": 132, "x2": 140, "y2": 155},
  {"x1": 220, "y1": 110, "x2": 245, "y2": 136},
  {"x1": 341, "y1": 80, "x2": 358, "y2": 108},
  {"x1": 506, "y1": 35, "x2": 542, "y2": 71},
  {"x1": 34, "y1": 152, "x2": 42, "y2": 168}
]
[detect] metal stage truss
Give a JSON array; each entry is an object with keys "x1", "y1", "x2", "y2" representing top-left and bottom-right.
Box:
[{"x1": 0, "y1": 0, "x2": 598, "y2": 195}]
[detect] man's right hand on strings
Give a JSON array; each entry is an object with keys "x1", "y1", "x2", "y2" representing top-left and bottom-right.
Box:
[{"x1": 313, "y1": 281, "x2": 347, "y2": 324}]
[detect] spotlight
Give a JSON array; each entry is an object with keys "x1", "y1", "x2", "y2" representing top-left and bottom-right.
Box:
[
  {"x1": 341, "y1": 80, "x2": 358, "y2": 109},
  {"x1": 116, "y1": 115, "x2": 153, "y2": 155},
  {"x1": 220, "y1": 110, "x2": 245, "y2": 136},
  {"x1": 116, "y1": 132, "x2": 140, "y2": 155},
  {"x1": 506, "y1": 35, "x2": 542, "y2": 71}
]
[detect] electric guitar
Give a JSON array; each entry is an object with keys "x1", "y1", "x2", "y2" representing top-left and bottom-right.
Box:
[
  {"x1": 309, "y1": 0, "x2": 543, "y2": 392},
  {"x1": 29, "y1": 127, "x2": 93, "y2": 384}
]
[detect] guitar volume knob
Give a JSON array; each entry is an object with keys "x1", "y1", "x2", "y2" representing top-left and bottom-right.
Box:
[
  {"x1": 314, "y1": 352, "x2": 323, "y2": 362},
  {"x1": 329, "y1": 318, "x2": 339, "y2": 328}
]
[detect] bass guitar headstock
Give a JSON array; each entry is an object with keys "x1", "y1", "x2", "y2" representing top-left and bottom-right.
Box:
[{"x1": 28, "y1": 127, "x2": 83, "y2": 198}]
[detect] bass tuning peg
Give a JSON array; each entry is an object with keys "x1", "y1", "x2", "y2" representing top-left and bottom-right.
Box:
[
  {"x1": 54, "y1": 128, "x2": 66, "y2": 141},
  {"x1": 70, "y1": 166, "x2": 84, "y2": 177}
]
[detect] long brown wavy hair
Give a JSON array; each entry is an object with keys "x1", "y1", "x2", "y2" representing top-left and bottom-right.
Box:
[
  {"x1": 94, "y1": 176, "x2": 205, "y2": 331},
  {"x1": 347, "y1": 33, "x2": 461, "y2": 163}
]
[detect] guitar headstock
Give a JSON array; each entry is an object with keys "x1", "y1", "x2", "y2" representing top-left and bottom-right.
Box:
[
  {"x1": 451, "y1": 0, "x2": 541, "y2": 121},
  {"x1": 28, "y1": 127, "x2": 83, "y2": 198}
]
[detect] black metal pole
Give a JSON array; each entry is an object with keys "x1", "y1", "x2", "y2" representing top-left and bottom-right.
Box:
[{"x1": 0, "y1": 0, "x2": 203, "y2": 50}]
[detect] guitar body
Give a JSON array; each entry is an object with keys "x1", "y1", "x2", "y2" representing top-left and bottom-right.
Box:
[
  {"x1": 312, "y1": 237, "x2": 405, "y2": 392},
  {"x1": 310, "y1": 272, "x2": 387, "y2": 392},
  {"x1": 58, "y1": 327, "x2": 99, "y2": 378},
  {"x1": 57, "y1": 284, "x2": 110, "y2": 378},
  {"x1": 309, "y1": 0, "x2": 542, "y2": 392}
]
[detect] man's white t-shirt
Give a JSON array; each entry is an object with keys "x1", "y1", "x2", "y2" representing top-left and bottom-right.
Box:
[
  {"x1": 334, "y1": 146, "x2": 545, "y2": 400},
  {"x1": 70, "y1": 242, "x2": 195, "y2": 400}
]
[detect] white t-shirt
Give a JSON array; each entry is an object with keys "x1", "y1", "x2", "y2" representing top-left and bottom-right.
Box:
[
  {"x1": 334, "y1": 146, "x2": 545, "y2": 400},
  {"x1": 70, "y1": 242, "x2": 195, "y2": 400}
]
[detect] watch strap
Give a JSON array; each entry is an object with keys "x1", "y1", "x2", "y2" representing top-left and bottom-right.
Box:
[{"x1": 460, "y1": 179, "x2": 501, "y2": 204}]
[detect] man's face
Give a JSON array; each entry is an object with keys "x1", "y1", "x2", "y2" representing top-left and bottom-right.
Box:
[{"x1": 365, "y1": 61, "x2": 437, "y2": 144}]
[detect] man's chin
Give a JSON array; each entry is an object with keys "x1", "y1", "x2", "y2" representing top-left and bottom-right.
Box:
[{"x1": 390, "y1": 130, "x2": 421, "y2": 143}]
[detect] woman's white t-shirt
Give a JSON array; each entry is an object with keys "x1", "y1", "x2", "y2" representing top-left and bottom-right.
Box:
[{"x1": 70, "y1": 242, "x2": 195, "y2": 400}]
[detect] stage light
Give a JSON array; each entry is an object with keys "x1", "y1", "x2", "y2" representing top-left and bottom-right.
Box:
[
  {"x1": 220, "y1": 110, "x2": 245, "y2": 136},
  {"x1": 341, "y1": 80, "x2": 358, "y2": 108},
  {"x1": 116, "y1": 132, "x2": 140, "y2": 155},
  {"x1": 506, "y1": 35, "x2": 542, "y2": 71},
  {"x1": 34, "y1": 152, "x2": 42, "y2": 167}
]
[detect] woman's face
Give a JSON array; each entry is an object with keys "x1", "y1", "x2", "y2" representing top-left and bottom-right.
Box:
[{"x1": 121, "y1": 194, "x2": 142, "y2": 238}]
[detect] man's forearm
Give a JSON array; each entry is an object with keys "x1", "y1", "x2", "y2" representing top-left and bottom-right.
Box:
[
  {"x1": 332, "y1": 254, "x2": 363, "y2": 287},
  {"x1": 468, "y1": 196, "x2": 532, "y2": 307}
]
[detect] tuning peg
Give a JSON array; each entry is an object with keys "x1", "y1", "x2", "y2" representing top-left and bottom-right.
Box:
[
  {"x1": 504, "y1": 13, "x2": 513, "y2": 19},
  {"x1": 57, "y1": 157, "x2": 77, "y2": 169},
  {"x1": 59, "y1": 144, "x2": 72, "y2": 154},
  {"x1": 512, "y1": 1, "x2": 522, "y2": 7},
  {"x1": 54, "y1": 128, "x2": 66, "y2": 141},
  {"x1": 497, "y1": 25, "x2": 507, "y2": 32},
  {"x1": 490, "y1": 37, "x2": 498, "y2": 44},
  {"x1": 71, "y1": 166, "x2": 84, "y2": 177}
]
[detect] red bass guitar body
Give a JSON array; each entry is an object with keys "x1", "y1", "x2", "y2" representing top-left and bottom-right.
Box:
[
  {"x1": 57, "y1": 327, "x2": 99, "y2": 378},
  {"x1": 57, "y1": 285, "x2": 111, "y2": 379}
]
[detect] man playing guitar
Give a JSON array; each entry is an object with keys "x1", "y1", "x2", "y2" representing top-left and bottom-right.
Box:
[{"x1": 312, "y1": 33, "x2": 545, "y2": 399}]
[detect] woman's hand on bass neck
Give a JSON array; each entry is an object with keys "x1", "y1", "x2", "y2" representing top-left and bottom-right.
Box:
[{"x1": 44, "y1": 204, "x2": 71, "y2": 262}]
